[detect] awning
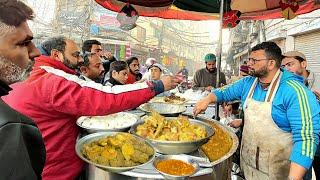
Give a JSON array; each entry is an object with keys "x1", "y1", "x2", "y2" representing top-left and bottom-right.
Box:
[{"x1": 95, "y1": 0, "x2": 320, "y2": 20}]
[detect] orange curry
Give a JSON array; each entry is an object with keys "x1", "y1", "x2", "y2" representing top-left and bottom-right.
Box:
[
  {"x1": 201, "y1": 122, "x2": 233, "y2": 161},
  {"x1": 156, "y1": 159, "x2": 195, "y2": 176}
]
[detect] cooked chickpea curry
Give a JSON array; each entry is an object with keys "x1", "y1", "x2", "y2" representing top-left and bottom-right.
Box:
[
  {"x1": 156, "y1": 159, "x2": 195, "y2": 176},
  {"x1": 201, "y1": 121, "x2": 233, "y2": 161}
]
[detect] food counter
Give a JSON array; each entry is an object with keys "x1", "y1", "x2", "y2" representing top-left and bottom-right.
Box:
[{"x1": 79, "y1": 112, "x2": 238, "y2": 180}]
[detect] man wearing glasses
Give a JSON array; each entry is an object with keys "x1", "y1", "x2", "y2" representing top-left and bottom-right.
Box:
[
  {"x1": 3, "y1": 36, "x2": 181, "y2": 179},
  {"x1": 194, "y1": 42, "x2": 320, "y2": 180}
]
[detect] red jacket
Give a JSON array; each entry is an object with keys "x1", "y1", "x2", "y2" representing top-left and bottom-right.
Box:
[
  {"x1": 2, "y1": 56, "x2": 158, "y2": 180},
  {"x1": 126, "y1": 72, "x2": 137, "y2": 84}
]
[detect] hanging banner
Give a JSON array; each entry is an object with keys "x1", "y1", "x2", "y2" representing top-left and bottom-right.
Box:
[{"x1": 119, "y1": 45, "x2": 126, "y2": 60}]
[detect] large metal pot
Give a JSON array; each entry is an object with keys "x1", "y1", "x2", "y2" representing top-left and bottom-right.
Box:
[
  {"x1": 139, "y1": 102, "x2": 186, "y2": 117},
  {"x1": 129, "y1": 117, "x2": 214, "y2": 154},
  {"x1": 85, "y1": 113, "x2": 239, "y2": 180},
  {"x1": 75, "y1": 132, "x2": 156, "y2": 173}
]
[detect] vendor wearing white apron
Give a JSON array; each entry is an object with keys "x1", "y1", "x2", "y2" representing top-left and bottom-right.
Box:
[
  {"x1": 193, "y1": 42, "x2": 320, "y2": 180},
  {"x1": 240, "y1": 70, "x2": 292, "y2": 179}
]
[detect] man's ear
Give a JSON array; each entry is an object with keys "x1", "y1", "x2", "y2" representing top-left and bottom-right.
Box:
[
  {"x1": 111, "y1": 70, "x2": 116, "y2": 76},
  {"x1": 301, "y1": 60, "x2": 307, "y2": 69},
  {"x1": 79, "y1": 66, "x2": 87, "y2": 74},
  {"x1": 268, "y1": 59, "x2": 277, "y2": 69},
  {"x1": 51, "y1": 49, "x2": 62, "y2": 62}
]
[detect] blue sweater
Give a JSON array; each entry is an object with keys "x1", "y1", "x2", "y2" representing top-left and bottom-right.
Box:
[{"x1": 213, "y1": 69, "x2": 320, "y2": 169}]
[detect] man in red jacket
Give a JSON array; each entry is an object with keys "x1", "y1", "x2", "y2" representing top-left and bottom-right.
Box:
[{"x1": 3, "y1": 36, "x2": 179, "y2": 180}]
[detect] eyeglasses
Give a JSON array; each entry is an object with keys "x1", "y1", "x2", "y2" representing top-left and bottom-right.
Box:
[{"x1": 247, "y1": 58, "x2": 270, "y2": 64}]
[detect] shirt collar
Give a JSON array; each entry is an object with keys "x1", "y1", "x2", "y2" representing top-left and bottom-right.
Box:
[{"x1": 0, "y1": 80, "x2": 12, "y2": 97}]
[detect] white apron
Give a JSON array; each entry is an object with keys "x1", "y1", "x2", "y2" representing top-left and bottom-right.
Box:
[{"x1": 240, "y1": 70, "x2": 293, "y2": 180}]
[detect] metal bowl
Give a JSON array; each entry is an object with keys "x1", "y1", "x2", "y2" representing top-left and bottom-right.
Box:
[
  {"x1": 76, "y1": 112, "x2": 139, "y2": 133},
  {"x1": 139, "y1": 102, "x2": 186, "y2": 116},
  {"x1": 153, "y1": 154, "x2": 200, "y2": 180},
  {"x1": 129, "y1": 117, "x2": 214, "y2": 154},
  {"x1": 75, "y1": 132, "x2": 156, "y2": 173}
]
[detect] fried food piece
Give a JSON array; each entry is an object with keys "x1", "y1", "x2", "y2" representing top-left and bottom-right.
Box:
[
  {"x1": 81, "y1": 133, "x2": 154, "y2": 167},
  {"x1": 131, "y1": 150, "x2": 149, "y2": 163},
  {"x1": 137, "y1": 112, "x2": 207, "y2": 141},
  {"x1": 122, "y1": 143, "x2": 135, "y2": 161},
  {"x1": 101, "y1": 146, "x2": 117, "y2": 160},
  {"x1": 107, "y1": 136, "x2": 123, "y2": 148},
  {"x1": 96, "y1": 156, "x2": 109, "y2": 166}
]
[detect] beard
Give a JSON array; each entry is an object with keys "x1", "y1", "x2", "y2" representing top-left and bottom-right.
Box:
[
  {"x1": 249, "y1": 66, "x2": 268, "y2": 78},
  {"x1": 63, "y1": 57, "x2": 78, "y2": 70},
  {"x1": 206, "y1": 67, "x2": 216, "y2": 73},
  {"x1": 0, "y1": 56, "x2": 33, "y2": 84},
  {"x1": 130, "y1": 69, "x2": 140, "y2": 75}
]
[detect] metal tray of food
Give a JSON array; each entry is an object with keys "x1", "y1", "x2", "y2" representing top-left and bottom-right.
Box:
[
  {"x1": 76, "y1": 112, "x2": 139, "y2": 133},
  {"x1": 76, "y1": 132, "x2": 156, "y2": 173},
  {"x1": 129, "y1": 116, "x2": 214, "y2": 155},
  {"x1": 139, "y1": 102, "x2": 186, "y2": 117}
]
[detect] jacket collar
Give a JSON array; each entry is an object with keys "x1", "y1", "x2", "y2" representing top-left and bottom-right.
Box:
[
  {"x1": 108, "y1": 77, "x2": 124, "y2": 86},
  {"x1": 0, "y1": 80, "x2": 12, "y2": 97},
  {"x1": 33, "y1": 55, "x2": 77, "y2": 75}
]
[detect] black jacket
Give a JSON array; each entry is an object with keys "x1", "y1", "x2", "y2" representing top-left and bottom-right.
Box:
[{"x1": 0, "y1": 81, "x2": 46, "y2": 180}]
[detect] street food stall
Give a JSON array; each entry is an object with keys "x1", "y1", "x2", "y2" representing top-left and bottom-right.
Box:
[
  {"x1": 75, "y1": 0, "x2": 320, "y2": 179},
  {"x1": 76, "y1": 109, "x2": 239, "y2": 180}
]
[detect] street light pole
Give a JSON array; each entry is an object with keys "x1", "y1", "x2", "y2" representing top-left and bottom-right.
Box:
[{"x1": 214, "y1": 0, "x2": 224, "y2": 121}]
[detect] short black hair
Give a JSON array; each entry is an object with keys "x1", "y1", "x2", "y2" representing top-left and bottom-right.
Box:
[
  {"x1": 126, "y1": 56, "x2": 138, "y2": 66},
  {"x1": 294, "y1": 56, "x2": 305, "y2": 62},
  {"x1": 110, "y1": 61, "x2": 128, "y2": 73},
  {"x1": 78, "y1": 52, "x2": 94, "y2": 67},
  {"x1": 251, "y1": 42, "x2": 283, "y2": 68},
  {"x1": 41, "y1": 36, "x2": 66, "y2": 55},
  {"x1": 0, "y1": 0, "x2": 34, "y2": 27},
  {"x1": 82, "y1": 40, "x2": 101, "y2": 53}
]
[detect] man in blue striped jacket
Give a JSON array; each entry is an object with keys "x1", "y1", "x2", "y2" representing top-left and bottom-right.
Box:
[{"x1": 194, "y1": 42, "x2": 320, "y2": 180}]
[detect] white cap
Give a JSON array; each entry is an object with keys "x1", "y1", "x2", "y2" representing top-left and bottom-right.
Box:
[
  {"x1": 145, "y1": 58, "x2": 157, "y2": 67},
  {"x1": 148, "y1": 63, "x2": 163, "y2": 71}
]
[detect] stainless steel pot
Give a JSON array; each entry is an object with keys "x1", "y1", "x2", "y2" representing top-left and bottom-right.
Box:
[
  {"x1": 139, "y1": 102, "x2": 186, "y2": 117},
  {"x1": 75, "y1": 132, "x2": 155, "y2": 173},
  {"x1": 76, "y1": 112, "x2": 139, "y2": 133},
  {"x1": 129, "y1": 117, "x2": 214, "y2": 155}
]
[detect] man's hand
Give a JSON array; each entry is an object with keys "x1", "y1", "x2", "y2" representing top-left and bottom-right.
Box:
[
  {"x1": 288, "y1": 162, "x2": 307, "y2": 180},
  {"x1": 228, "y1": 119, "x2": 243, "y2": 128},
  {"x1": 205, "y1": 86, "x2": 213, "y2": 91},
  {"x1": 223, "y1": 103, "x2": 232, "y2": 117},
  {"x1": 160, "y1": 75, "x2": 182, "y2": 91},
  {"x1": 193, "y1": 93, "x2": 217, "y2": 116},
  {"x1": 103, "y1": 51, "x2": 113, "y2": 59}
]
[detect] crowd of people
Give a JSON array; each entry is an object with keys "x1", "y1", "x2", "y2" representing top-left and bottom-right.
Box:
[{"x1": 0, "y1": 1, "x2": 319, "y2": 180}]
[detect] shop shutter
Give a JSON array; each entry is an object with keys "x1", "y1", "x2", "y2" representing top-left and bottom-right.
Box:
[
  {"x1": 273, "y1": 39, "x2": 286, "y2": 53},
  {"x1": 294, "y1": 31, "x2": 320, "y2": 75}
]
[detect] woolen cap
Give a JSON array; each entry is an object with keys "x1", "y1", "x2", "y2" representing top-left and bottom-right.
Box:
[
  {"x1": 204, "y1": 53, "x2": 216, "y2": 62},
  {"x1": 284, "y1": 51, "x2": 306, "y2": 61}
]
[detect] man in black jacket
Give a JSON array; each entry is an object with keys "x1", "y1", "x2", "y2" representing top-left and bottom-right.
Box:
[{"x1": 0, "y1": 1, "x2": 46, "y2": 179}]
